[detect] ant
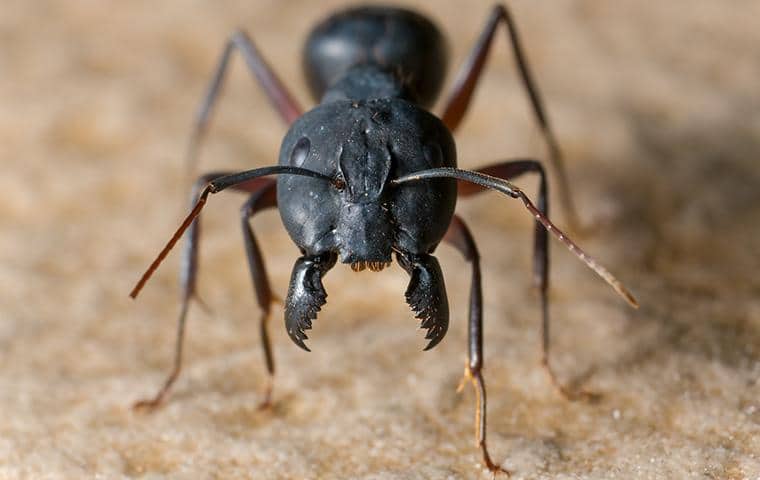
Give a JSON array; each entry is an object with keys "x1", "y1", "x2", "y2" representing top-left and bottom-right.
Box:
[{"x1": 129, "y1": 4, "x2": 638, "y2": 475}]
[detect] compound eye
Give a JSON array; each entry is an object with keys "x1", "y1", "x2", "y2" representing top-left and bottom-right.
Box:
[{"x1": 290, "y1": 137, "x2": 311, "y2": 167}]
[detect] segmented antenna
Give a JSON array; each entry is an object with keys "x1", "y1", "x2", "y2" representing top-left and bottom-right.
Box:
[{"x1": 391, "y1": 168, "x2": 639, "y2": 308}]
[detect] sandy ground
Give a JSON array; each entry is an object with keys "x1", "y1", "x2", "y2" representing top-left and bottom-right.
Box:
[{"x1": 2, "y1": 1, "x2": 760, "y2": 478}]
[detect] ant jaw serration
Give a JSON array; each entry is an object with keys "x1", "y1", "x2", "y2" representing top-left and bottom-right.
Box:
[
  {"x1": 406, "y1": 278, "x2": 449, "y2": 351},
  {"x1": 284, "y1": 254, "x2": 336, "y2": 352},
  {"x1": 285, "y1": 286, "x2": 325, "y2": 352},
  {"x1": 396, "y1": 252, "x2": 450, "y2": 351}
]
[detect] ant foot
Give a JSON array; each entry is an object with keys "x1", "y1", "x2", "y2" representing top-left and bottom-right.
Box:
[
  {"x1": 543, "y1": 362, "x2": 601, "y2": 403},
  {"x1": 132, "y1": 393, "x2": 167, "y2": 412}
]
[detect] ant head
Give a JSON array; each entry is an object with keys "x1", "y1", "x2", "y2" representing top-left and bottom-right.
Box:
[{"x1": 276, "y1": 98, "x2": 457, "y2": 266}]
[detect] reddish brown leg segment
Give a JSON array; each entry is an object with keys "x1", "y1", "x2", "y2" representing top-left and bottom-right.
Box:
[
  {"x1": 186, "y1": 30, "x2": 303, "y2": 173},
  {"x1": 133, "y1": 173, "x2": 278, "y2": 411},
  {"x1": 441, "y1": 4, "x2": 580, "y2": 230}
]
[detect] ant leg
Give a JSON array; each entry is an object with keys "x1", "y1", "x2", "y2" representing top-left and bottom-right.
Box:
[
  {"x1": 133, "y1": 171, "x2": 229, "y2": 411},
  {"x1": 440, "y1": 4, "x2": 580, "y2": 230},
  {"x1": 460, "y1": 160, "x2": 595, "y2": 401},
  {"x1": 239, "y1": 180, "x2": 280, "y2": 409},
  {"x1": 186, "y1": 30, "x2": 303, "y2": 173},
  {"x1": 134, "y1": 172, "x2": 275, "y2": 411},
  {"x1": 443, "y1": 215, "x2": 510, "y2": 476}
]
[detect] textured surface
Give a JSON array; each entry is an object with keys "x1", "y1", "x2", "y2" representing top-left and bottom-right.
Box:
[{"x1": 2, "y1": 1, "x2": 760, "y2": 478}]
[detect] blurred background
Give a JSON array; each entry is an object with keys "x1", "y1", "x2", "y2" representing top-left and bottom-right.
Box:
[{"x1": 1, "y1": 1, "x2": 759, "y2": 478}]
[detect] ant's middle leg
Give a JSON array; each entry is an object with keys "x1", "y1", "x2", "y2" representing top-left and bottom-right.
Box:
[
  {"x1": 441, "y1": 4, "x2": 579, "y2": 229},
  {"x1": 134, "y1": 173, "x2": 276, "y2": 411},
  {"x1": 458, "y1": 160, "x2": 595, "y2": 401},
  {"x1": 186, "y1": 30, "x2": 303, "y2": 173}
]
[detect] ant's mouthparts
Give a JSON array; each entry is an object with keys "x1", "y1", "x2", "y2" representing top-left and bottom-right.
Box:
[{"x1": 350, "y1": 261, "x2": 392, "y2": 272}]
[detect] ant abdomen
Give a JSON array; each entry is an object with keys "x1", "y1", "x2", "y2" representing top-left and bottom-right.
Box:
[{"x1": 303, "y1": 6, "x2": 448, "y2": 108}]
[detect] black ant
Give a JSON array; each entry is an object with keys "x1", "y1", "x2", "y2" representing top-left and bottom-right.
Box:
[{"x1": 130, "y1": 4, "x2": 638, "y2": 475}]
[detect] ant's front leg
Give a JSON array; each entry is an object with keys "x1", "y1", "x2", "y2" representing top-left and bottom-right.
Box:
[
  {"x1": 443, "y1": 216, "x2": 510, "y2": 476},
  {"x1": 239, "y1": 180, "x2": 280, "y2": 409}
]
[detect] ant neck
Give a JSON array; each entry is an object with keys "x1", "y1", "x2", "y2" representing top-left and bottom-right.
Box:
[{"x1": 320, "y1": 64, "x2": 418, "y2": 105}]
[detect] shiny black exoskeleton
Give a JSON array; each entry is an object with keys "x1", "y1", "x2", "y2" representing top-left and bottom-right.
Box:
[
  {"x1": 280, "y1": 8, "x2": 456, "y2": 350},
  {"x1": 279, "y1": 100, "x2": 456, "y2": 350},
  {"x1": 131, "y1": 5, "x2": 637, "y2": 475},
  {"x1": 303, "y1": 7, "x2": 448, "y2": 108}
]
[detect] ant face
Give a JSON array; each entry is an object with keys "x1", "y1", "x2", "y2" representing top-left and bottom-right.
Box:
[{"x1": 276, "y1": 98, "x2": 457, "y2": 266}]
